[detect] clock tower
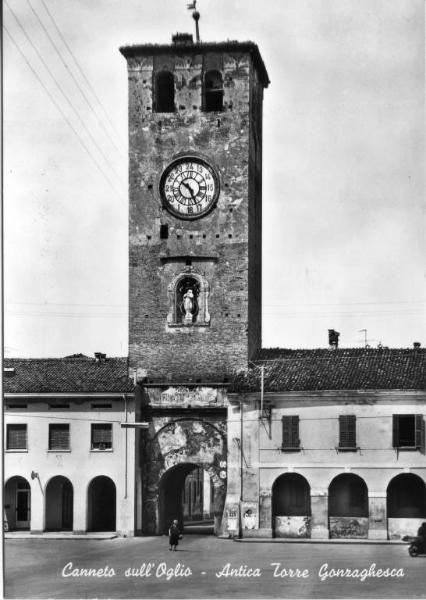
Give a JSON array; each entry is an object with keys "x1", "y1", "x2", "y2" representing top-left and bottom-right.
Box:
[
  {"x1": 120, "y1": 36, "x2": 269, "y2": 382},
  {"x1": 120, "y1": 34, "x2": 269, "y2": 536}
]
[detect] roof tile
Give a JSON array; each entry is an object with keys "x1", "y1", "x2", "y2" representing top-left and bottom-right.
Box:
[{"x1": 3, "y1": 357, "x2": 133, "y2": 394}]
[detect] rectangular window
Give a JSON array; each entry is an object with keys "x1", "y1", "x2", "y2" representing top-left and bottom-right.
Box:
[
  {"x1": 7, "y1": 424, "x2": 27, "y2": 450},
  {"x1": 339, "y1": 415, "x2": 357, "y2": 449},
  {"x1": 49, "y1": 424, "x2": 70, "y2": 450},
  {"x1": 90, "y1": 403, "x2": 112, "y2": 410},
  {"x1": 393, "y1": 414, "x2": 425, "y2": 452},
  {"x1": 91, "y1": 423, "x2": 112, "y2": 450},
  {"x1": 282, "y1": 416, "x2": 300, "y2": 450}
]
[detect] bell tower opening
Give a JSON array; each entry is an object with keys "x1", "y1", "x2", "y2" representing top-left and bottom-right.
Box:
[
  {"x1": 204, "y1": 70, "x2": 223, "y2": 111},
  {"x1": 155, "y1": 71, "x2": 175, "y2": 113}
]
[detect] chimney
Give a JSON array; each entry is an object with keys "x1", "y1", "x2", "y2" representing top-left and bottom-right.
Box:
[
  {"x1": 172, "y1": 33, "x2": 193, "y2": 45},
  {"x1": 328, "y1": 329, "x2": 340, "y2": 349},
  {"x1": 413, "y1": 342, "x2": 421, "y2": 349},
  {"x1": 94, "y1": 352, "x2": 107, "y2": 363}
]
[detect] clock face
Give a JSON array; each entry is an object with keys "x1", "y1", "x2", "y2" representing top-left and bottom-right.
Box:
[{"x1": 160, "y1": 157, "x2": 219, "y2": 219}]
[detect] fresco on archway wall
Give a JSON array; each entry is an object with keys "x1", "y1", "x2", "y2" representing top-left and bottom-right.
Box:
[{"x1": 140, "y1": 417, "x2": 227, "y2": 535}]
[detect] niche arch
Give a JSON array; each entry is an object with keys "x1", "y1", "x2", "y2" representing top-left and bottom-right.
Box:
[{"x1": 167, "y1": 270, "x2": 210, "y2": 326}]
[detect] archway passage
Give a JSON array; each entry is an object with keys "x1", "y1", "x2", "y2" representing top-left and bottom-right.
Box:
[
  {"x1": 329, "y1": 473, "x2": 368, "y2": 538},
  {"x1": 387, "y1": 474, "x2": 426, "y2": 539},
  {"x1": 45, "y1": 476, "x2": 73, "y2": 531},
  {"x1": 159, "y1": 463, "x2": 223, "y2": 536},
  {"x1": 88, "y1": 476, "x2": 116, "y2": 531},
  {"x1": 4, "y1": 476, "x2": 31, "y2": 531},
  {"x1": 272, "y1": 473, "x2": 311, "y2": 538},
  {"x1": 143, "y1": 418, "x2": 227, "y2": 536}
]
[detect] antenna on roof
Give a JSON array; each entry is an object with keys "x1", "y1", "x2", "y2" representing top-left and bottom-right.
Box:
[
  {"x1": 358, "y1": 329, "x2": 374, "y2": 348},
  {"x1": 187, "y1": 1, "x2": 200, "y2": 42}
]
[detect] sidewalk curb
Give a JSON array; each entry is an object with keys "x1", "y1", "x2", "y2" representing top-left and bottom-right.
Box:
[
  {"x1": 233, "y1": 538, "x2": 405, "y2": 545},
  {"x1": 5, "y1": 533, "x2": 117, "y2": 540}
]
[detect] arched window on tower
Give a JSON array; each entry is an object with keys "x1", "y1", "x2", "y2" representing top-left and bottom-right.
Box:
[
  {"x1": 155, "y1": 71, "x2": 175, "y2": 113},
  {"x1": 204, "y1": 70, "x2": 223, "y2": 112}
]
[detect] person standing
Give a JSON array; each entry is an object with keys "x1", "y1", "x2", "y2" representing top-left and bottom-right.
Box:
[{"x1": 169, "y1": 519, "x2": 181, "y2": 551}]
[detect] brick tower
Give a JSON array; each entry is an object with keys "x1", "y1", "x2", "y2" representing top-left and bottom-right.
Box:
[
  {"x1": 120, "y1": 37, "x2": 269, "y2": 382},
  {"x1": 120, "y1": 35, "x2": 269, "y2": 536}
]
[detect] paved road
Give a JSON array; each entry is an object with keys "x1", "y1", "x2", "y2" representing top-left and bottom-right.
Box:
[{"x1": 4, "y1": 535, "x2": 426, "y2": 599}]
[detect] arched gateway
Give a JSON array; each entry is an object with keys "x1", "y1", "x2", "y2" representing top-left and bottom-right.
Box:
[{"x1": 140, "y1": 418, "x2": 227, "y2": 536}]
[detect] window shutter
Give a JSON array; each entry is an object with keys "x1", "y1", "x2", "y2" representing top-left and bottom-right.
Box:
[
  {"x1": 339, "y1": 415, "x2": 356, "y2": 448},
  {"x1": 282, "y1": 416, "x2": 299, "y2": 448},
  {"x1": 49, "y1": 425, "x2": 69, "y2": 450},
  {"x1": 7, "y1": 424, "x2": 27, "y2": 449},
  {"x1": 415, "y1": 414, "x2": 425, "y2": 453},
  {"x1": 392, "y1": 415, "x2": 398, "y2": 448},
  {"x1": 291, "y1": 416, "x2": 299, "y2": 447}
]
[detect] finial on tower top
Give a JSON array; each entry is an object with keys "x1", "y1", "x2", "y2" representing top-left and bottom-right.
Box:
[{"x1": 187, "y1": 0, "x2": 201, "y2": 43}]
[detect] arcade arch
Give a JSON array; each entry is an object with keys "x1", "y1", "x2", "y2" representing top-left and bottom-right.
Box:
[
  {"x1": 4, "y1": 476, "x2": 31, "y2": 531},
  {"x1": 328, "y1": 473, "x2": 368, "y2": 538},
  {"x1": 271, "y1": 473, "x2": 311, "y2": 538},
  {"x1": 88, "y1": 476, "x2": 116, "y2": 531},
  {"x1": 45, "y1": 476, "x2": 73, "y2": 531}
]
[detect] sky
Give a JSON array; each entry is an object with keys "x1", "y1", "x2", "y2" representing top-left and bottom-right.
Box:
[{"x1": 3, "y1": 0, "x2": 425, "y2": 358}]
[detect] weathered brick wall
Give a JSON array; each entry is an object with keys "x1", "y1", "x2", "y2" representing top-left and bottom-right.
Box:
[
  {"x1": 248, "y1": 63, "x2": 263, "y2": 360},
  {"x1": 125, "y1": 47, "x2": 265, "y2": 381},
  {"x1": 135, "y1": 386, "x2": 228, "y2": 535}
]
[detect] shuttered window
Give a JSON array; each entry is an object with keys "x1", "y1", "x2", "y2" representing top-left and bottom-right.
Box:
[
  {"x1": 339, "y1": 415, "x2": 356, "y2": 449},
  {"x1": 282, "y1": 416, "x2": 300, "y2": 449},
  {"x1": 7, "y1": 424, "x2": 27, "y2": 450},
  {"x1": 49, "y1": 424, "x2": 70, "y2": 450},
  {"x1": 393, "y1": 414, "x2": 425, "y2": 452},
  {"x1": 91, "y1": 424, "x2": 112, "y2": 450}
]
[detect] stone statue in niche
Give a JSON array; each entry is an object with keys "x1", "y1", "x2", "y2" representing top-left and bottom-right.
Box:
[
  {"x1": 167, "y1": 271, "x2": 210, "y2": 327},
  {"x1": 182, "y1": 289, "x2": 195, "y2": 324},
  {"x1": 177, "y1": 277, "x2": 199, "y2": 324}
]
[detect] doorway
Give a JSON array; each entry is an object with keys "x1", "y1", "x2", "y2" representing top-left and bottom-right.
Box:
[
  {"x1": 45, "y1": 476, "x2": 73, "y2": 531},
  {"x1": 4, "y1": 476, "x2": 31, "y2": 530},
  {"x1": 88, "y1": 476, "x2": 116, "y2": 531}
]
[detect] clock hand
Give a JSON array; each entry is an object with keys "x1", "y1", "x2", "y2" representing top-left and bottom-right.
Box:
[{"x1": 182, "y1": 180, "x2": 196, "y2": 199}]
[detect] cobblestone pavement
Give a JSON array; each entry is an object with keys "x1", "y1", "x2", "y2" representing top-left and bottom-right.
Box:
[{"x1": 4, "y1": 534, "x2": 426, "y2": 599}]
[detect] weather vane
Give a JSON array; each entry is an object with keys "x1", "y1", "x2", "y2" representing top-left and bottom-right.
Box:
[{"x1": 187, "y1": 1, "x2": 201, "y2": 43}]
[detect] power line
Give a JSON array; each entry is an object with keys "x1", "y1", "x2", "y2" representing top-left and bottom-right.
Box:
[
  {"x1": 5, "y1": 413, "x2": 122, "y2": 423},
  {"x1": 39, "y1": 0, "x2": 127, "y2": 148},
  {"x1": 5, "y1": 1, "x2": 125, "y2": 192},
  {"x1": 263, "y1": 310, "x2": 425, "y2": 318},
  {"x1": 7, "y1": 301, "x2": 126, "y2": 307},
  {"x1": 4, "y1": 25, "x2": 123, "y2": 202},
  {"x1": 26, "y1": 0, "x2": 126, "y2": 159},
  {"x1": 263, "y1": 300, "x2": 426, "y2": 307},
  {"x1": 6, "y1": 313, "x2": 125, "y2": 318}
]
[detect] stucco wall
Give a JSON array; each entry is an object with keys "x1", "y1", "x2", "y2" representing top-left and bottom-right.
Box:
[
  {"x1": 228, "y1": 391, "x2": 426, "y2": 538},
  {"x1": 4, "y1": 396, "x2": 136, "y2": 535}
]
